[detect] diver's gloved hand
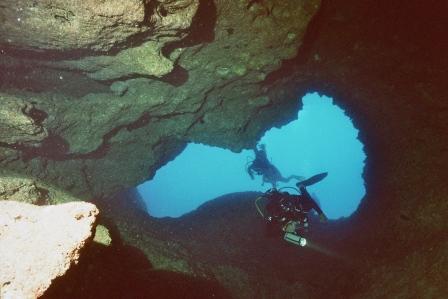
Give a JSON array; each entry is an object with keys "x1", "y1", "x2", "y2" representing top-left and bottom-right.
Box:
[{"x1": 319, "y1": 213, "x2": 328, "y2": 223}]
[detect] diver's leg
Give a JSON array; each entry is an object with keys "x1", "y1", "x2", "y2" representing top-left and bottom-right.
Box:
[{"x1": 289, "y1": 175, "x2": 305, "y2": 181}]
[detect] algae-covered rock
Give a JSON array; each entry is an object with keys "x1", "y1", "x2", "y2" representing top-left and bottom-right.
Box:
[
  {"x1": 110, "y1": 81, "x2": 129, "y2": 97},
  {"x1": 0, "y1": 0, "x2": 320, "y2": 199},
  {"x1": 0, "y1": 94, "x2": 48, "y2": 146},
  {"x1": 59, "y1": 41, "x2": 175, "y2": 81},
  {"x1": 0, "y1": 0, "x2": 199, "y2": 53},
  {"x1": 0, "y1": 177, "x2": 50, "y2": 205},
  {"x1": 93, "y1": 225, "x2": 112, "y2": 246},
  {"x1": 0, "y1": 0, "x2": 146, "y2": 52},
  {"x1": 0, "y1": 174, "x2": 81, "y2": 205}
]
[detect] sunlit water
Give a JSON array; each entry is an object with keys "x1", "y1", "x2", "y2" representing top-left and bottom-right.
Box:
[{"x1": 138, "y1": 92, "x2": 366, "y2": 219}]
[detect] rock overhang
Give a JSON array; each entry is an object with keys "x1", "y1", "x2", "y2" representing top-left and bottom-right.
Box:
[
  {"x1": 0, "y1": 0, "x2": 199, "y2": 52},
  {"x1": 0, "y1": 0, "x2": 322, "y2": 200}
]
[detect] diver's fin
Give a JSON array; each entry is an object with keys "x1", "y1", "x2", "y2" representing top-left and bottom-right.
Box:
[{"x1": 296, "y1": 172, "x2": 328, "y2": 187}]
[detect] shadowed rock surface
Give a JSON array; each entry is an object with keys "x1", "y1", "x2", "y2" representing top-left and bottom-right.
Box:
[
  {"x1": 49, "y1": 190, "x2": 446, "y2": 298},
  {"x1": 0, "y1": 201, "x2": 99, "y2": 299},
  {"x1": 42, "y1": 221, "x2": 232, "y2": 299},
  {"x1": 0, "y1": 0, "x2": 447, "y2": 298}
]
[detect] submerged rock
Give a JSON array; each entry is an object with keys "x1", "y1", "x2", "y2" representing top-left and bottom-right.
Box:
[
  {"x1": 110, "y1": 81, "x2": 129, "y2": 97},
  {"x1": 0, "y1": 201, "x2": 99, "y2": 299},
  {"x1": 0, "y1": 0, "x2": 319, "y2": 199},
  {"x1": 0, "y1": 94, "x2": 48, "y2": 146},
  {"x1": 0, "y1": 177, "x2": 50, "y2": 205},
  {"x1": 0, "y1": 0, "x2": 149, "y2": 52}
]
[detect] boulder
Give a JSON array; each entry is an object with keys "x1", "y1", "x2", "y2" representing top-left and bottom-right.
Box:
[{"x1": 0, "y1": 201, "x2": 99, "y2": 299}]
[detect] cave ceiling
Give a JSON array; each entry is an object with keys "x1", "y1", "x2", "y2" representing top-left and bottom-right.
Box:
[{"x1": 0, "y1": 0, "x2": 321, "y2": 200}]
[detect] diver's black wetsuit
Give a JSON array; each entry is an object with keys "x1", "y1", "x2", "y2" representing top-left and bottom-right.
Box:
[
  {"x1": 251, "y1": 147, "x2": 272, "y2": 173},
  {"x1": 256, "y1": 172, "x2": 329, "y2": 241},
  {"x1": 248, "y1": 146, "x2": 284, "y2": 185},
  {"x1": 264, "y1": 186, "x2": 324, "y2": 237},
  {"x1": 266, "y1": 187, "x2": 323, "y2": 219}
]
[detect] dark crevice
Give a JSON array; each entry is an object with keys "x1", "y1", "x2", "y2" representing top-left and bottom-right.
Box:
[
  {"x1": 262, "y1": 0, "x2": 328, "y2": 86},
  {"x1": 159, "y1": 64, "x2": 189, "y2": 87},
  {"x1": 143, "y1": 0, "x2": 157, "y2": 26},
  {"x1": 1, "y1": 109, "x2": 190, "y2": 162},
  {"x1": 158, "y1": 6, "x2": 168, "y2": 17},
  {"x1": 34, "y1": 186, "x2": 50, "y2": 205},
  {"x1": 27, "y1": 107, "x2": 48, "y2": 126},
  {"x1": 21, "y1": 103, "x2": 48, "y2": 127},
  {"x1": 21, "y1": 134, "x2": 70, "y2": 162},
  {"x1": 125, "y1": 112, "x2": 152, "y2": 131},
  {"x1": 162, "y1": 0, "x2": 217, "y2": 57},
  {"x1": 103, "y1": 69, "x2": 187, "y2": 87}
]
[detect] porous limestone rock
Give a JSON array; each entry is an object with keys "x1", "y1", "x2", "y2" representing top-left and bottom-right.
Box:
[
  {"x1": 0, "y1": 94, "x2": 48, "y2": 146},
  {"x1": 0, "y1": 201, "x2": 99, "y2": 299},
  {"x1": 0, "y1": 0, "x2": 196, "y2": 52},
  {"x1": 110, "y1": 81, "x2": 129, "y2": 97},
  {"x1": 0, "y1": 0, "x2": 320, "y2": 198},
  {"x1": 0, "y1": 177, "x2": 49, "y2": 205},
  {"x1": 0, "y1": 0, "x2": 199, "y2": 80}
]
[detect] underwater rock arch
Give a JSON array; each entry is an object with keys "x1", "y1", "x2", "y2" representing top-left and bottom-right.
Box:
[{"x1": 0, "y1": 0, "x2": 446, "y2": 297}]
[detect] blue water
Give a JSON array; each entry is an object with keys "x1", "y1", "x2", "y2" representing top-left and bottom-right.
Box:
[{"x1": 138, "y1": 92, "x2": 366, "y2": 219}]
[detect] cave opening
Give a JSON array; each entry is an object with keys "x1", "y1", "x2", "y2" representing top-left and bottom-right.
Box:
[{"x1": 138, "y1": 92, "x2": 366, "y2": 220}]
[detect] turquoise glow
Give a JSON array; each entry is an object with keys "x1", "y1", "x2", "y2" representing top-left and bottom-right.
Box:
[{"x1": 138, "y1": 92, "x2": 366, "y2": 219}]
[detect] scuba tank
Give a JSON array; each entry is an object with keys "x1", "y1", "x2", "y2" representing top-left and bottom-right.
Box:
[{"x1": 255, "y1": 172, "x2": 328, "y2": 248}]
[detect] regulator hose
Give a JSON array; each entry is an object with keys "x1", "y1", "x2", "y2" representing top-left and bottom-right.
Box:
[{"x1": 254, "y1": 196, "x2": 266, "y2": 218}]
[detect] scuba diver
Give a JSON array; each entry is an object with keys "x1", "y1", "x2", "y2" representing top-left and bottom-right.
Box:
[
  {"x1": 254, "y1": 172, "x2": 329, "y2": 247},
  {"x1": 246, "y1": 144, "x2": 304, "y2": 188}
]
